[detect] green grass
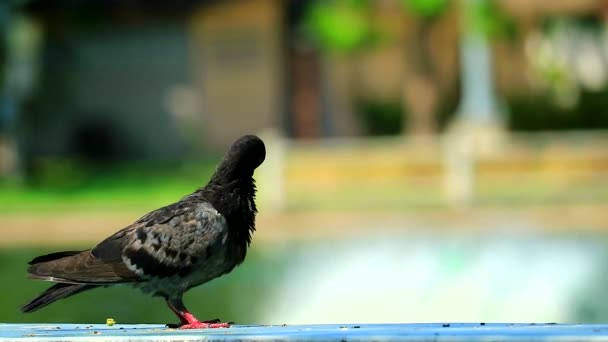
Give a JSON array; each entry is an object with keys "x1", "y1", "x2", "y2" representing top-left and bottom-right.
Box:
[{"x1": 0, "y1": 161, "x2": 219, "y2": 215}]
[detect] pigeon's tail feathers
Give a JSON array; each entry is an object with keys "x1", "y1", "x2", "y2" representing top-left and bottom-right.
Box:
[
  {"x1": 28, "y1": 251, "x2": 84, "y2": 265},
  {"x1": 21, "y1": 283, "x2": 96, "y2": 313}
]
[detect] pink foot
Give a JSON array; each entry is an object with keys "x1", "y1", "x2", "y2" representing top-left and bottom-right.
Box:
[
  {"x1": 179, "y1": 321, "x2": 231, "y2": 329},
  {"x1": 165, "y1": 298, "x2": 231, "y2": 329}
]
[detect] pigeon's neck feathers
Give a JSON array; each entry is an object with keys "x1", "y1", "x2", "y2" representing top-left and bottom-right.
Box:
[
  {"x1": 193, "y1": 157, "x2": 257, "y2": 251},
  {"x1": 189, "y1": 176, "x2": 256, "y2": 264},
  {"x1": 208, "y1": 153, "x2": 252, "y2": 187},
  {"x1": 192, "y1": 134, "x2": 264, "y2": 255},
  {"x1": 190, "y1": 151, "x2": 257, "y2": 205}
]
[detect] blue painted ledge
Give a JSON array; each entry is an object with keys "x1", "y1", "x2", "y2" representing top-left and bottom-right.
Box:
[{"x1": 2, "y1": 323, "x2": 608, "y2": 341}]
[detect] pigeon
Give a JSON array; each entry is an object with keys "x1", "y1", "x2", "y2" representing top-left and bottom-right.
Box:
[{"x1": 21, "y1": 134, "x2": 266, "y2": 329}]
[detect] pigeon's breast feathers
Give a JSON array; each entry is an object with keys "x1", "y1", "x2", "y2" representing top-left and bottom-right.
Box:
[{"x1": 197, "y1": 135, "x2": 266, "y2": 256}]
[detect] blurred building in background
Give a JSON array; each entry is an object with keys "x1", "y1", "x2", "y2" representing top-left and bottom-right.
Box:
[
  {"x1": 0, "y1": 1, "x2": 606, "y2": 166},
  {"x1": 0, "y1": 0, "x2": 607, "y2": 206},
  {"x1": 0, "y1": 1, "x2": 607, "y2": 159}
]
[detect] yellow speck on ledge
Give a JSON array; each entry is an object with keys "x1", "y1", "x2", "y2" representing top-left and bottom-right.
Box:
[{"x1": 106, "y1": 318, "x2": 116, "y2": 326}]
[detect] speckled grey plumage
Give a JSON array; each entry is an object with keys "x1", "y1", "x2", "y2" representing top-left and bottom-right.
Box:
[{"x1": 22, "y1": 135, "x2": 266, "y2": 316}]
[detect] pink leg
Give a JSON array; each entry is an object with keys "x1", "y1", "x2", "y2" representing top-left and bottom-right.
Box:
[{"x1": 166, "y1": 298, "x2": 231, "y2": 329}]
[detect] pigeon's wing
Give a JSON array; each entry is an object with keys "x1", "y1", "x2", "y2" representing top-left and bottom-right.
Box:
[
  {"x1": 26, "y1": 249, "x2": 138, "y2": 284},
  {"x1": 90, "y1": 201, "x2": 191, "y2": 264},
  {"x1": 96, "y1": 200, "x2": 228, "y2": 280},
  {"x1": 26, "y1": 202, "x2": 191, "y2": 284},
  {"x1": 26, "y1": 220, "x2": 145, "y2": 284},
  {"x1": 27, "y1": 201, "x2": 227, "y2": 284}
]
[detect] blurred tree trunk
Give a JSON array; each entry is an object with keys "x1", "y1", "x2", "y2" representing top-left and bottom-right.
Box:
[
  {"x1": 290, "y1": 46, "x2": 322, "y2": 138},
  {"x1": 402, "y1": 16, "x2": 440, "y2": 135}
]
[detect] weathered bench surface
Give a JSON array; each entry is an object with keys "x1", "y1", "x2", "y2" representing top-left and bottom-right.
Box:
[{"x1": 2, "y1": 323, "x2": 608, "y2": 341}]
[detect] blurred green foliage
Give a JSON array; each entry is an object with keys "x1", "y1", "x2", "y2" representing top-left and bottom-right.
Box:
[
  {"x1": 400, "y1": 0, "x2": 447, "y2": 18},
  {"x1": 466, "y1": 0, "x2": 517, "y2": 39},
  {"x1": 354, "y1": 88, "x2": 460, "y2": 136},
  {"x1": 302, "y1": 0, "x2": 514, "y2": 54},
  {"x1": 508, "y1": 88, "x2": 608, "y2": 131},
  {"x1": 303, "y1": 1, "x2": 374, "y2": 53}
]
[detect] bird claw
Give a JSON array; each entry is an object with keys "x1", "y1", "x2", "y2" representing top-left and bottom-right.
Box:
[
  {"x1": 166, "y1": 318, "x2": 231, "y2": 329},
  {"x1": 178, "y1": 321, "x2": 231, "y2": 329}
]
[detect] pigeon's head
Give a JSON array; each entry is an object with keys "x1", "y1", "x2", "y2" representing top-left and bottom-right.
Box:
[
  {"x1": 229, "y1": 134, "x2": 266, "y2": 171},
  {"x1": 212, "y1": 135, "x2": 266, "y2": 183}
]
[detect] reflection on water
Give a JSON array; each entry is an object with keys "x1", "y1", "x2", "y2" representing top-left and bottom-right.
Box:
[{"x1": 265, "y1": 231, "x2": 608, "y2": 324}]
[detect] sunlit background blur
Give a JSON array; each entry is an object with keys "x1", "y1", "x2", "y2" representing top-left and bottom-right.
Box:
[{"x1": 2, "y1": 0, "x2": 608, "y2": 326}]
